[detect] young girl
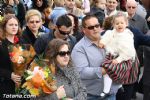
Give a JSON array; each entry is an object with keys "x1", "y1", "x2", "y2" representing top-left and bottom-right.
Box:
[{"x1": 99, "y1": 11, "x2": 137, "y2": 98}]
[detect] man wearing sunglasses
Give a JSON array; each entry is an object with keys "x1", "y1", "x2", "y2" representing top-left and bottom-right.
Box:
[
  {"x1": 34, "y1": 14, "x2": 76, "y2": 55},
  {"x1": 71, "y1": 15, "x2": 120, "y2": 100}
]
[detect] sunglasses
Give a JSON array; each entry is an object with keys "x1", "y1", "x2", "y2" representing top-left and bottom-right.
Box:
[
  {"x1": 36, "y1": 0, "x2": 42, "y2": 2},
  {"x1": 58, "y1": 29, "x2": 71, "y2": 35},
  {"x1": 86, "y1": 24, "x2": 100, "y2": 30},
  {"x1": 57, "y1": 51, "x2": 71, "y2": 57},
  {"x1": 29, "y1": 20, "x2": 40, "y2": 24},
  {"x1": 127, "y1": 6, "x2": 136, "y2": 9}
]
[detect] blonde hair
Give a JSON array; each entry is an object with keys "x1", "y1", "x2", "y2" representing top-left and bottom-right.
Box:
[{"x1": 25, "y1": 9, "x2": 42, "y2": 22}]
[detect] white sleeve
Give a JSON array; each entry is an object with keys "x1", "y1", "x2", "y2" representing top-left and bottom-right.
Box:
[
  {"x1": 100, "y1": 30, "x2": 113, "y2": 46},
  {"x1": 115, "y1": 30, "x2": 136, "y2": 63}
]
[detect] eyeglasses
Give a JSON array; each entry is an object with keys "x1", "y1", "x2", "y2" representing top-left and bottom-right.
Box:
[
  {"x1": 127, "y1": 6, "x2": 136, "y2": 9},
  {"x1": 57, "y1": 51, "x2": 70, "y2": 57},
  {"x1": 86, "y1": 24, "x2": 100, "y2": 30},
  {"x1": 108, "y1": 1, "x2": 117, "y2": 4},
  {"x1": 58, "y1": 29, "x2": 71, "y2": 35},
  {"x1": 29, "y1": 20, "x2": 40, "y2": 24}
]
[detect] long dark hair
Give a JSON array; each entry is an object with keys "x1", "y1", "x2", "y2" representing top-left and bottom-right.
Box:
[
  {"x1": 45, "y1": 39, "x2": 72, "y2": 68},
  {"x1": 67, "y1": 13, "x2": 79, "y2": 33},
  {"x1": 32, "y1": 0, "x2": 49, "y2": 12}
]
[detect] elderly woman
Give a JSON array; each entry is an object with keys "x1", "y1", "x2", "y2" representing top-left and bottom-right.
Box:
[
  {"x1": 36, "y1": 39, "x2": 87, "y2": 100},
  {"x1": 21, "y1": 9, "x2": 46, "y2": 47}
]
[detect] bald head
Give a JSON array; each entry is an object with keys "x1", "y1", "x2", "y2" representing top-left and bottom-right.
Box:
[
  {"x1": 126, "y1": 0, "x2": 137, "y2": 17},
  {"x1": 126, "y1": 0, "x2": 137, "y2": 7}
]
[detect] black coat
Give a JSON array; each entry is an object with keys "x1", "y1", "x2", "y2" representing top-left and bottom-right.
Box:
[
  {"x1": 34, "y1": 31, "x2": 76, "y2": 55},
  {"x1": 21, "y1": 26, "x2": 37, "y2": 46},
  {"x1": 143, "y1": 46, "x2": 150, "y2": 86},
  {"x1": 0, "y1": 39, "x2": 15, "y2": 97}
]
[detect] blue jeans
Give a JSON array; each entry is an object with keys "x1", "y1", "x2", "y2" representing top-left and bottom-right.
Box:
[{"x1": 87, "y1": 94, "x2": 116, "y2": 100}]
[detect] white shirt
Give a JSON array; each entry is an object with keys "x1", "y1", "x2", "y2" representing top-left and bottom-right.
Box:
[{"x1": 101, "y1": 29, "x2": 136, "y2": 63}]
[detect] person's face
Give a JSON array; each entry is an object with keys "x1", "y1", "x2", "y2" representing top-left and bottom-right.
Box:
[
  {"x1": 56, "y1": 44, "x2": 70, "y2": 67},
  {"x1": 96, "y1": 0, "x2": 106, "y2": 10},
  {"x1": 36, "y1": 0, "x2": 43, "y2": 7},
  {"x1": 113, "y1": 16, "x2": 127, "y2": 33},
  {"x1": 126, "y1": 2, "x2": 137, "y2": 17},
  {"x1": 5, "y1": 18, "x2": 18, "y2": 36},
  {"x1": 44, "y1": 7, "x2": 51, "y2": 19},
  {"x1": 56, "y1": 25, "x2": 72, "y2": 39},
  {"x1": 106, "y1": 0, "x2": 118, "y2": 11},
  {"x1": 65, "y1": 0, "x2": 75, "y2": 9},
  {"x1": 83, "y1": 17, "x2": 101, "y2": 41},
  {"x1": 27, "y1": 15, "x2": 42, "y2": 33}
]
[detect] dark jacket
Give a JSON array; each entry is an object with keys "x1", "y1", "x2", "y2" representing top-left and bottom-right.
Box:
[
  {"x1": 34, "y1": 31, "x2": 77, "y2": 54},
  {"x1": 129, "y1": 27, "x2": 150, "y2": 49},
  {"x1": 143, "y1": 46, "x2": 150, "y2": 86},
  {"x1": 16, "y1": 2, "x2": 26, "y2": 28},
  {"x1": 21, "y1": 26, "x2": 37, "y2": 46},
  {"x1": 0, "y1": 39, "x2": 16, "y2": 97}
]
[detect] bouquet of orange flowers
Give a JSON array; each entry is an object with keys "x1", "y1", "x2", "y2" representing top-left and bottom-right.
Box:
[
  {"x1": 21, "y1": 57, "x2": 57, "y2": 96},
  {"x1": 8, "y1": 44, "x2": 36, "y2": 76}
]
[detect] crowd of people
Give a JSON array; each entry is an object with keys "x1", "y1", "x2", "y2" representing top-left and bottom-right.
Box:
[{"x1": 0, "y1": 0, "x2": 150, "y2": 100}]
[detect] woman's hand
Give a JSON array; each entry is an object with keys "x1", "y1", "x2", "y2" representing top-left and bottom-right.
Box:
[
  {"x1": 11, "y1": 72, "x2": 21, "y2": 84},
  {"x1": 56, "y1": 85, "x2": 66, "y2": 99}
]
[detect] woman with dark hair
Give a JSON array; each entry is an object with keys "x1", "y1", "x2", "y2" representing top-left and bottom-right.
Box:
[
  {"x1": 31, "y1": 0, "x2": 49, "y2": 12},
  {"x1": 36, "y1": 39, "x2": 87, "y2": 100},
  {"x1": 0, "y1": 15, "x2": 22, "y2": 98},
  {"x1": 67, "y1": 13, "x2": 84, "y2": 42}
]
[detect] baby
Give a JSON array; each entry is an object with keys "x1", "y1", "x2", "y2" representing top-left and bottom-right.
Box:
[{"x1": 99, "y1": 11, "x2": 136, "y2": 98}]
